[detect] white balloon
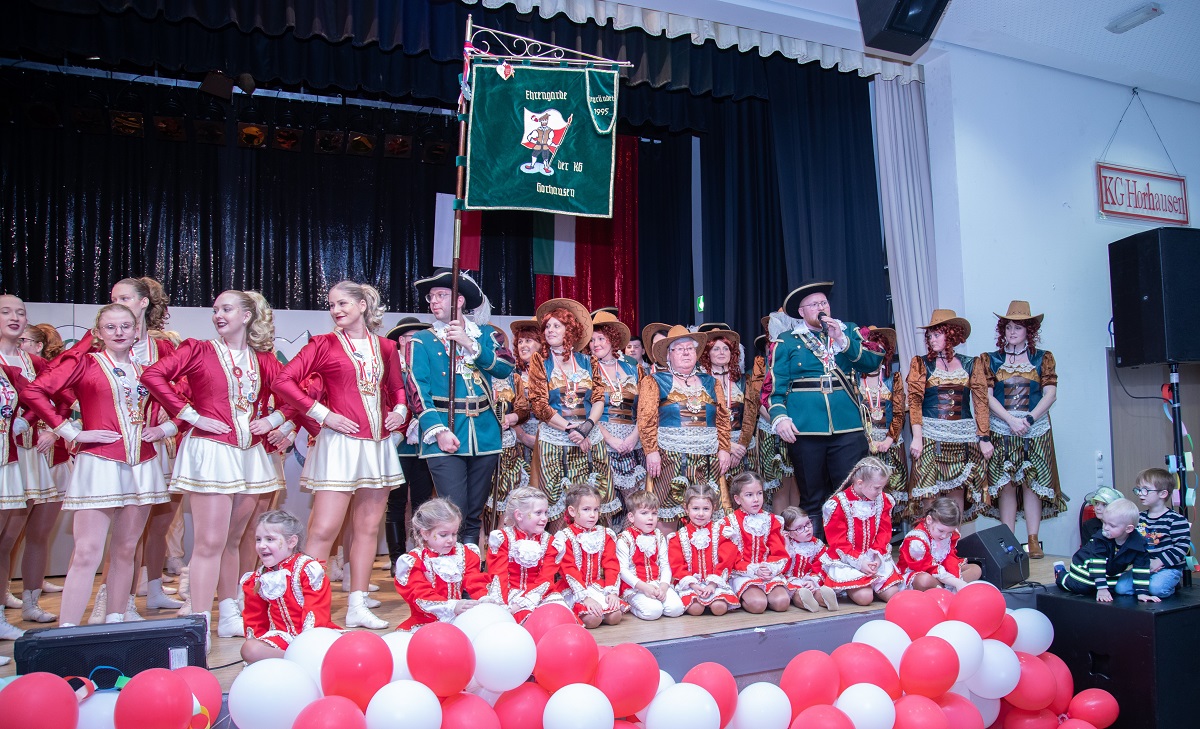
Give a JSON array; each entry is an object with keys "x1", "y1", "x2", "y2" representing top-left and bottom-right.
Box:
[
  {"x1": 730, "y1": 682, "x2": 791, "y2": 729},
  {"x1": 77, "y1": 691, "x2": 119, "y2": 729},
  {"x1": 645, "y1": 683, "x2": 721, "y2": 729},
  {"x1": 469, "y1": 685, "x2": 504, "y2": 706},
  {"x1": 544, "y1": 683, "x2": 615, "y2": 729},
  {"x1": 970, "y1": 691, "x2": 1001, "y2": 726},
  {"x1": 965, "y1": 639, "x2": 1021, "y2": 699},
  {"x1": 365, "y1": 680, "x2": 441, "y2": 729},
  {"x1": 949, "y1": 681, "x2": 972, "y2": 699},
  {"x1": 381, "y1": 631, "x2": 414, "y2": 681},
  {"x1": 228, "y1": 658, "x2": 321, "y2": 729},
  {"x1": 453, "y1": 602, "x2": 517, "y2": 642},
  {"x1": 1010, "y1": 608, "x2": 1055, "y2": 656},
  {"x1": 927, "y1": 619, "x2": 985, "y2": 683},
  {"x1": 635, "y1": 670, "x2": 678, "y2": 722},
  {"x1": 283, "y1": 627, "x2": 343, "y2": 688},
  {"x1": 472, "y1": 621, "x2": 537, "y2": 692},
  {"x1": 835, "y1": 683, "x2": 896, "y2": 729},
  {"x1": 852, "y1": 619, "x2": 912, "y2": 671}
]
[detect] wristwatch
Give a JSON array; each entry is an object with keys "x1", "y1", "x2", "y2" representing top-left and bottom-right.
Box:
[
  {"x1": 1024, "y1": 414, "x2": 1036, "y2": 426},
  {"x1": 978, "y1": 435, "x2": 991, "y2": 443}
]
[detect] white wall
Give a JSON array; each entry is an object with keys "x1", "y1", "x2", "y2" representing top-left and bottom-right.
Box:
[{"x1": 923, "y1": 45, "x2": 1200, "y2": 554}]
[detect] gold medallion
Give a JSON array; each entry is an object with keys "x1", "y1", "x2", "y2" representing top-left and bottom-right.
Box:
[
  {"x1": 871, "y1": 407, "x2": 884, "y2": 421},
  {"x1": 609, "y1": 391, "x2": 623, "y2": 406}
]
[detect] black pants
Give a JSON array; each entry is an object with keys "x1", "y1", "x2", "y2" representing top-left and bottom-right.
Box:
[
  {"x1": 385, "y1": 456, "x2": 436, "y2": 569},
  {"x1": 785, "y1": 430, "x2": 869, "y2": 538},
  {"x1": 425, "y1": 453, "x2": 500, "y2": 544}
]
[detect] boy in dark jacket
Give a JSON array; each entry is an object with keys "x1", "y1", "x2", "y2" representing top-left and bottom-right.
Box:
[{"x1": 1054, "y1": 498, "x2": 1159, "y2": 603}]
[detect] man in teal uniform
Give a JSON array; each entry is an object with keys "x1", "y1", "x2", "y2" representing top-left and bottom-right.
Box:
[
  {"x1": 410, "y1": 269, "x2": 515, "y2": 542},
  {"x1": 384, "y1": 317, "x2": 434, "y2": 571},
  {"x1": 768, "y1": 280, "x2": 882, "y2": 538}
]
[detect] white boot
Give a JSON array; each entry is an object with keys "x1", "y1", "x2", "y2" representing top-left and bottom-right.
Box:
[
  {"x1": 147, "y1": 579, "x2": 184, "y2": 610},
  {"x1": 4, "y1": 583, "x2": 20, "y2": 609},
  {"x1": 165, "y1": 556, "x2": 185, "y2": 576},
  {"x1": 0, "y1": 655, "x2": 9, "y2": 665},
  {"x1": 345, "y1": 590, "x2": 387, "y2": 629},
  {"x1": 341, "y1": 565, "x2": 381, "y2": 594},
  {"x1": 124, "y1": 595, "x2": 145, "y2": 622},
  {"x1": 217, "y1": 598, "x2": 244, "y2": 638},
  {"x1": 87, "y1": 584, "x2": 108, "y2": 625},
  {"x1": 21, "y1": 589, "x2": 57, "y2": 623},
  {"x1": 104, "y1": 612, "x2": 124, "y2": 624},
  {"x1": 327, "y1": 550, "x2": 344, "y2": 582},
  {"x1": 41, "y1": 580, "x2": 63, "y2": 593},
  {"x1": 0, "y1": 607, "x2": 26, "y2": 640}
]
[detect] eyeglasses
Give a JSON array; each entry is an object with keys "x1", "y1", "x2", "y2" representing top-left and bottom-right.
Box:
[
  {"x1": 100, "y1": 323, "x2": 135, "y2": 334},
  {"x1": 424, "y1": 292, "x2": 451, "y2": 303},
  {"x1": 784, "y1": 525, "x2": 811, "y2": 533},
  {"x1": 17, "y1": 337, "x2": 36, "y2": 345},
  {"x1": 801, "y1": 300, "x2": 830, "y2": 310},
  {"x1": 1132, "y1": 487, "x2": 1165, "y2": 496}
]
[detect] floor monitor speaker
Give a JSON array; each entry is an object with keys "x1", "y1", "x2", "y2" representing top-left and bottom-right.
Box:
[
  {"x1": 13, "y1": 616, "x2": 208, "y2": 682},
  {"x1": 957, "y1": 524, "x2": 1030, "y2": 588}
]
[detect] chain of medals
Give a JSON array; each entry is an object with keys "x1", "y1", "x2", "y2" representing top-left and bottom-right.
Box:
[
  {"x1": 863, "y1": 371, "x2": 887, "y2": 422},
  {"x1": 221, "y1": 341, "x2": 260, "y2": 413},
  {"x1": 669, "y1": 367, "x2": 705, "y2": 414},
  {"x1": 99, "y1": 350, "x2": 147, "y2": 425},
  {"x1": 338, "y1": 330, "x2": 381, "y2": 396},
  {"x1": 553, "y1": 347, "x2": 587, "y2": 410},
  {"x1": 0, "y1": 370, "x2": 15, "y2": 428},
  {"x1": 597, "y1": 357, "x2": 626, "y2": 407},
  {"x1": 436, "y1": 327, "x2": 484, "y2": 392},
  {"x1": 799, "y1": 329, "x2": 837, "y2": 394}
]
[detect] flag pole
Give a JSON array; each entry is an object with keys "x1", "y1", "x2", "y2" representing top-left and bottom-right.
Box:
[{"x1": 447, "y1": 13, "x2": 474, "y2": 432}]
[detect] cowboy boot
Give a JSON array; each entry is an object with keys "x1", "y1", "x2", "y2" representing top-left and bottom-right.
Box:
[{"x1": 1027, "y1": 533, "x2": 1044, "y2": 559}]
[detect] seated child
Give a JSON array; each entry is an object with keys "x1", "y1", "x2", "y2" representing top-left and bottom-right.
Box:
[
  {"x1": 1080, "y1": 486, "x2": 1123, "y2": 545},
  {"x1": 240, "y1": 510, "x2": 340, "y2": 664},
  {"x1": 395, "y1": 498, "x2": 495, "y2": 631},
  {"x1": 1116, "y1": 468, "x2": 1189, "y2": 599},
  {"x1": 822, "y1": 457, "x2": 902, "y2": 606},
  {"x1": 552, "y1": 484, "x2": 626, "y2": 629},
  {"x1": 616, "y1": 489, "x2": 685, "y2": 620},
  {"x1": 668, "y1": 484, "x2": 740, "y2": 616},
  {"x1": 488, "y1": 486, "x2": 569, "y2": 622},
  {"x1": 898, "y1": 497, "x2": 982, "y2": 592},
  {"x1": 780, "y1": 506, "x2": 838, "y2": 612},
  {"x1": 1055, "y1": 498, "x2": 1158, "y2": 603},
  {"x1": 723, "y1": 471, "x2": 791, "y2": 614}
]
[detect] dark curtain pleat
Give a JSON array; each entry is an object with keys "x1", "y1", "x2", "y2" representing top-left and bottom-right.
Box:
[
  {"x1": 636, "y1": 134, "x2": 693, "y2": 330},
  {"x1": 479, "y1": 210, "x2": 536, "y2": 317}
]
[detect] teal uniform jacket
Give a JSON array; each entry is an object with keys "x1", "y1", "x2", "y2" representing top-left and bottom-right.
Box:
[
  {"x1": 410, "y1": 324, "x2": 516, "y2": 458},
  {"x1": 768, "y1": 322, "x2": 882, "y2": 436}
]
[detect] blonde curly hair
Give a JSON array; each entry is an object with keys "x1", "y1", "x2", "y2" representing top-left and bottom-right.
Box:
[{"x1": 331, "y1": 280, "x2": 386, "y2": 334}]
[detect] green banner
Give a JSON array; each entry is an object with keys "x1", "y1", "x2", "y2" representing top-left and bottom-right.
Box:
[{"x1": 465, "y1": 63, "x2": 619, "y2": 218}]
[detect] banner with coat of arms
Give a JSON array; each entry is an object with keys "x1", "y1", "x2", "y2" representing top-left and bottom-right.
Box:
[{"x1": 465, "y1": 63, "x2": 619, "y2": 218}]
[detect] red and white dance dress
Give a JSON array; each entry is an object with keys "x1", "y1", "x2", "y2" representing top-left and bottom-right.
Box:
[
  {"x1": 143, "y1": 339, "x2": 287, "y2": 494},
  {"x1": 667, "y1": 521, "x2": 740, "y2": 609},
  {"x1": 821, "y1": 490, "x2": 901, "y2": 591},
  {"x1": 615, "y1": 528, "x2": 685, "y2": 620},
  {"x1": 486, "y1": 527, "x2": 566, "y2": 622},
  {"x1": 897, "y1": 521, "x2": 968, "y2": 589},
  {"x1": 0, "y1": 365, "x2": 31, "y2": 510},
  {"x1": 25, "y1": 344, "x2": 169, "y2": 510},
  {"x1": 241, "y1": 552, "x2": 340, "y2": 649},
  {"x1": 394, "y1": 543, "x2": 496, "y2": 631},
  {"x1": 722, "y1": 510, "x2": 789, "y2": 597},
  {"x1": 273, "y1": 331, "x2": 407, "y2": 491},
  {"x1": 1, "y1": 351, "x2": 59, "y2": 503},
  {"x1": 551, "y1": 522, "x2": 627, "y2": 617},
  {"x1": 782, "y1": 536, "x2": 831, "y2": 592},
  {"x1": 129, "y1": 334, "x2": 182, "y2": 479}
]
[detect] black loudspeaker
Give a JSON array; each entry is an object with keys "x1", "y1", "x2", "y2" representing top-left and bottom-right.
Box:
[
  {"x1": 1109, "y1": 226, "x2": 1200, "y2": 368},
  {"x1": 855, "y1": 0, "x2": 952, "y2": 56},
  {"x1": 14, "y1": 616, "x2": 207, "y2": 682},
  {"x1": 957, "y1": 524, "x2": 1030, "y2": 588}
]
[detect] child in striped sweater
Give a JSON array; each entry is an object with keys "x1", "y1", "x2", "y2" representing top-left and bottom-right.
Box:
[{"x1": 1121, "y1": 468, "x2": 1189, "y2": 599}]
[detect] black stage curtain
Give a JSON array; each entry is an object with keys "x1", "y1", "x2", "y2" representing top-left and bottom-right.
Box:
[{"x1": 636, "y1": 134, "x2": 694, "y2": 330}]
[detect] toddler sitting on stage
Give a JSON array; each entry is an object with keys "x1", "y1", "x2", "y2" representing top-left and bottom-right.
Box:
[
  {"x1": 488, "y1": 486, "x2": 569, "y2": 622},
  {"x1": 668, "y1": 484, "x2": 740, "y2": 616},
  {"x1": 779, "y1": 506, "x2": 838, "y2": 612},
  {"x1": 1120, "y1": 468, "x2": 1189, "y2": 599},
  {"x1": 240, "y1": 510, "x2": 340, "y2": 664},
  {"x1": 898, "y1": 497, "x2": 982, "y2": 592},
  {"x1": 616, "y1": 490, "x2": 685, "y2": 620},
  {"x1": 395, "y1": 498, "x2": 495, "y2": 631},
  {"x1": 1055, "y1": 497, "x2": 1159, "y2": 603},
  {"x1": 552, "y1": 484, "x2": 626, "y2": 629},
  {"x1": 822, "y1": 457, "x2": 902, "y2": 606},
  {"x1": 723, "y1": 472, "x2": 790, "y2": 614}
]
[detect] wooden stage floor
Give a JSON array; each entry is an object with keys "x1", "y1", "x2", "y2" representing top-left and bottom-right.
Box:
[{"x1": 2, "y1": 554, "x2": 1064, "y2": 691}]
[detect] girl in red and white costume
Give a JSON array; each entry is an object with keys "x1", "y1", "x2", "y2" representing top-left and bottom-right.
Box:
[
  {"x1": 897, "y1": 496, "x2": 982, "y2": 591},
  {"x1": 274, "y1": 281, "x2": 407, "y2": 629},
  {"x1": 486, "y1": 486, "x2": 566, "y2": 623},
  {"x1": 616, "y1": 489, "x2": 684, "y2": 621},
  {"x1": 241, "y1": 509, "x2": 339, "y2": 664},
  {"x1": 25, "y1": 304, "x2": 171, "y2": 626},
  {"x1": 667, "y1": 484, "x2": 739, "y2": 616},
  {"x1": 0, "y1": 343, "x2": 36, "y2": 643},
  {"x1": 143, "y1": 290, "x2": 290, "y2": 638},
  {"x1": 722, "y1": 471, "x2": 790, "y2": 614},
  {"x1": 822, "y1": 456, "x2": 902, "y2": 606},
  {"x1": 395, "y1": 498, "x2": 495, "y2": 631},
  {"x1": 779, "y1": 506, "x2": 838, "y2": 612},
  {"x1": 551, "y1": 483, "x2": 625, "y2": 629}
]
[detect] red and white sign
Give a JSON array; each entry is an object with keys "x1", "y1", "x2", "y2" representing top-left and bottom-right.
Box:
[{"x1": 1096, "y1": 162, "x2": 1189, "y2": 226}]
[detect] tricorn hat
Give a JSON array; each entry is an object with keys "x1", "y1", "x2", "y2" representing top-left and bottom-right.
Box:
[
  {"x1": 995, "y1": 300, "x2": 1044, "y2": 325},
  {"x1": 384, "y1": 316, "x2": 429, "y2": 342},
  {"x1": 535, "y1": 298, "x2": 593, "y2": 353},
  {"x1": 783, "y1": 279, "x2": 834, "y2": 319},
  {"x1": 918, "y1": 309, "x2": 972, "y2": 340},
  {"x1": 414, "y1": 268, "x2": 483, "y2": 311},
  {"x1": 651, "y1": 325, "x2": 707, "y2": 368},
  {"x1": 591, "y1": 311, "x2": 631, "y2": 352}
]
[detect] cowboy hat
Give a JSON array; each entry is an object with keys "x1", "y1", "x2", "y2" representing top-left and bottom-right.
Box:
[
  {"x1": 995, "y1": 300, "x2": 1044, "y2": 325},
  {"x1": 509, "y1": 319, "x2": 542, "y2": 342},
  {"x1": 591, "y1": 311, "x2": 631, "y2": 352},
  {"x1": 590, "y1": 306, "x2": 619, "y2": 318},
  {"x1": 699, "y1": 327, "x2": 741, "y2": 355},
  {"x1": 384, "y1": 316, "x2": 429, "y2": 342},
  {"x1": 641, "y1": 322, "x2": 671, "y2": 357},
  {"x1": 651, "y1": 325, "x2": 708, "y2": 368},
  {"x1": 754, "y1": 333, "x2": 768, "y2": 354},
  {"x1": 918, "y1": 309, "x2": 972, "y2": 340},
  {"x1": 535, "y1": 298, "x2": 593, "y2": 352},
  {"x1": 414, "y1": 268, "x2": 483, "y2": 311},
  {"x1": 862, "y1": 326, "x2": 897, "y2": 355},
  {"x1": 782, "y1": 279, "x2": 834, "y2": 319}
]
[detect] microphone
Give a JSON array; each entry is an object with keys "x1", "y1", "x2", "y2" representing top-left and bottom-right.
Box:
[{"x1": 817, "y1": 311, "x2": 830, "y2": 336}]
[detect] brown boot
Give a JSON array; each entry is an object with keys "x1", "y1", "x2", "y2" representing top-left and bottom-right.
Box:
[{"x1": 1027, "y1": 533, "x2": 1044, "y2": 559}]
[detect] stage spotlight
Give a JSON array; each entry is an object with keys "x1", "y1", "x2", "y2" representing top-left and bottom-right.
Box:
[
  {"x1": 193, "y1": 95, "x2": 226, "y2": 145},
  {"x1": 237, "y1": 102, "x2": 267, "y2": 148},
  {"x1": 271, "y1": 106, "x2": 303, "y2": 152},
  {"x1": 346, "y1": 110, "x2": 377, "y2": 157},
  {"x1": 384, "y1": 133, "x2": 413, "y2": 158},
  {"x1": 314, "y1": 111, "x2": 344, "y2": 155},
  {"x1": 199, "y1": 71, "x2": 234, "y2": 101},
  {"x1": 70, "y1": 89, "x2": 108, "y2": 134},
  {"x1": 109, "y1": 87, "x2": 144, "y2": 137},
  {"x1": 153, "y1": 93, "x2": 187, "y2": 142},
  {"x1": 24, "y1": 81, "x2": 63, "y2": 129}
]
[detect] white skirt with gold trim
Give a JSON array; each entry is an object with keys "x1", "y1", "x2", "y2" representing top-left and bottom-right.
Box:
[
  {"x1": 17, "y1": 445, "x2": 56, "y2": 502},
  {"x1": 170, "y1": 433, "x2": 284, "y2": 495},
  {"x1": 300, "y1": 429, "x2": 405, "y2": 492},
  {"x1": 66, "y1": 452, "x2": 168, "y2": 510},
  {"x1": 0, "y1": 460, "x2": 25, "y2": 509}
]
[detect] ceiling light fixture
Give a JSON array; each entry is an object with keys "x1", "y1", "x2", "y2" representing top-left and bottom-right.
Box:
[{"x1": 1105, "y1": 2, "x2": 1164, "y2": 34}]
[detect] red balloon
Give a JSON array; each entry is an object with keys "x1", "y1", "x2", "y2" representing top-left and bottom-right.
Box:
[
  {"x1": 292, "y1": 696, "x2": 366, "y2": 729},
  {"x1": 780, "y1": 650, "x2": 840, "y2": 719},
  {"x1": 1002, "y1": 707, "x2": 1058, "y2": 729},
  {"x1": 321, "y1": 631, "x2": 394, "y2": 711},
  {"x1": 597, "y1": 645, "x2": 612, "y2": 660},
  {"x1": 927, "y1": 587, "x2": 954, "y2": 615},
  {"x1": 1006, "y1": 652, "x2": 1055, "y2": 711},
  {"x1": 1067, "y1": 688, "x2": 1119, "y2": 729},
  {"x1": 885, "y1": 589, "x2": 944, "y2": 639},
  {"x1": 790, "y1": 705, "x2": 855, "y2": 729},
  {"x1": 1037, "y1": 652, "x2": 1073, "y2": 715},
  {"x1": 115, "y1": 668, "x2": 193, "y2": 729},
  {"x1": 682, "y1": 662, "x2": 738, "y2": 729},
  {"x1": 174, "y1": 666, "x2": 222, "y2": 729},
  {"x1": 989, "y1": 699, "x2": 1011, "y2": 729},
  {"x1": 899, "y1": 636, "x2": 959, "y2": 698},
  {"x1": 894, "y1": 695, "x2": 950, "y2": 729},
  {"x1": 1058, "y1": 720, "x2": 1098, "y2": 729},
  {"x1": 442, "y1": 692, "x2": 502, "y2": 729},
  {"x1": 948, "y1": 583, "x2": 1006, "y2": 637},
  {"x1": 830, "y1": 643, "x2": 901, "y2": 699},
  {"x1": 494, "y1": 683, "x2": 550, "y2": 729},
  {"x1": 521, "y1": 602, "x2": 578, "y2": 644},
  {"x1": 0, "y1": 672, "x2": 80, "y2": 729},
  {"x1": 937, "y1": 692, "x2": 985, "y2": 729},
  {"x1": 407, "y1": 622, "x2": 476, "y2": 698},
  {"x1": 592, "y1": 643, "x2": 660, "y2": 717},
  {"x1": 534, "y1": 624, "x2": 600, "y2": 692},
  {"x1": 614, "y1": 722, "x2": 642, "y2": 728},
  {"x1": 988, "y1": 613, "x2": 1018, "y2": 646}
]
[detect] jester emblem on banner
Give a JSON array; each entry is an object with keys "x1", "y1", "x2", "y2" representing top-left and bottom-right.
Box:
[{"x1": 521, "y1": 109, "x2": 573, "y2": 176}]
